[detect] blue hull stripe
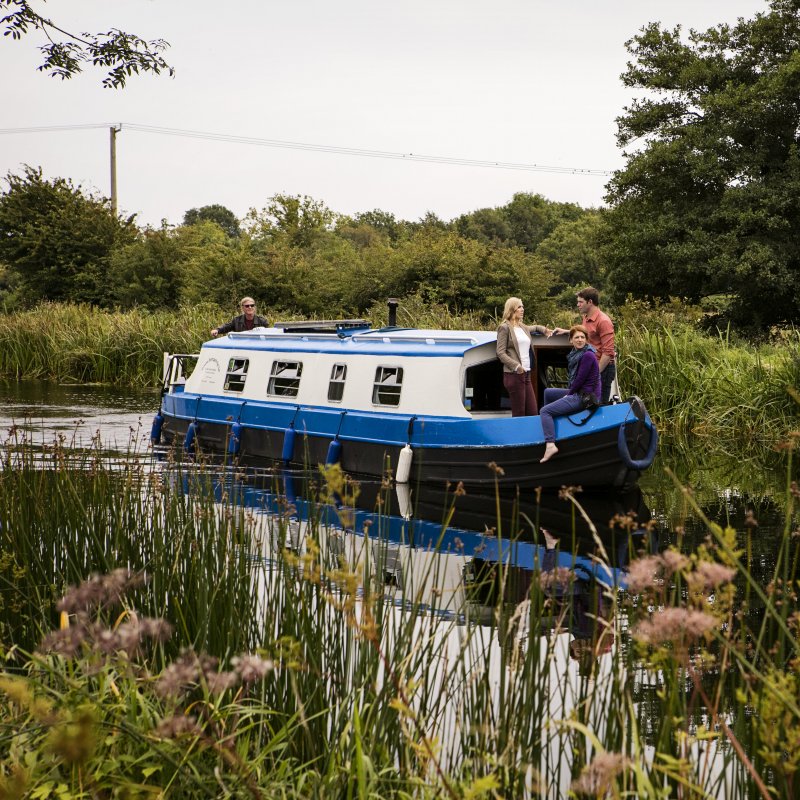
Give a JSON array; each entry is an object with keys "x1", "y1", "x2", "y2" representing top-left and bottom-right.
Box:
[{"x1": 161, "y1": 393, "x2": 652, "y2": 449}]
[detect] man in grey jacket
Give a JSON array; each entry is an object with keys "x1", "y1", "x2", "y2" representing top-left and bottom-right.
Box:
[{"x1": 211, "y1": 297, "x2": 270, "y2": 336}]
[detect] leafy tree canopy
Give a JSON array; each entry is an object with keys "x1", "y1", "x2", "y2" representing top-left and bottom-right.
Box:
[
  {"x1": 0, "y1": 167, "x2": 137, "y2": 305},
  {"x1": 245, "y1": 194, "x2": 336, "y2": 249},
  {"x1": 1, "y1": 0, "x2": 173, "y2": 87},
  {"x1": 183, "y1": 204, "x2": 240, "y2": 238},
  {"x1": 603, "y1": 0, "x2": 800, "y2": 328}
]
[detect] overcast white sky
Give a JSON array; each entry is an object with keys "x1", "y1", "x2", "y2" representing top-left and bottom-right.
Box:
[{"x1": 1, "y1": 0, "x2": 767, "y2": 227}]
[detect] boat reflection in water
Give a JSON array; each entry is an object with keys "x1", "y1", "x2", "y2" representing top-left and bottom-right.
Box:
[{"x1": 184, "y1": 466, "x2": 655, "y2": 645}]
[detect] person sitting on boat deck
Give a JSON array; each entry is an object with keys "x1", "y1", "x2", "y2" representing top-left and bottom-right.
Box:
[
  {"x1": 496, "y1": 297, "x2": 552, "y2": 417},
  {"x1": 211, "y1": 297, "x2": 270, "y2": 337},
  {"x1": 552, "y1": 286, "x2": 616, "y2": 404},
  {"x1": 539, "y1": 324, "x2": 600, "y2": 463}
]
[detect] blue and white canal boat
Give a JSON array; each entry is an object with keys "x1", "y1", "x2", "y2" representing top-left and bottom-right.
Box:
[{"x1": 153, "y1": 314, "x2": 658, "y2": 489}]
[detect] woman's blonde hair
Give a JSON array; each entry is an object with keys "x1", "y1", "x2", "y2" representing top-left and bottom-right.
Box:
[{"x1": 502, "y1": 297, "x2": 523, "y2": 324}]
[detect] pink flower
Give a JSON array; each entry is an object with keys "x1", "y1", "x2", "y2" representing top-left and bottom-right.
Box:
[
  {"x1": 232, "y1": 654, "x2": 274, "y2": 685},
  {"x1": 625, "y1": 556, "x2": 662, "y2": 593},
  {"x1": 688, "y1": 562, "x2": 736, "y2": 590},
  {"x1": 633, "y1": 607, "x2": 717, "y2": 645},
  {"x1": 571, "y1": 752, "x2": 629, "y2": 795},
  {"x1": 537, "y1": 567, "x2": 574, "y2": 591}
]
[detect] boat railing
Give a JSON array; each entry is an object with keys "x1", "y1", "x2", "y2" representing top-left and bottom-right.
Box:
[
  {"x1": 351, "y1": 333, "x2": 480, "y2": 345},
  {"x1": 162, "y1": 353, "x2": 199, "y2": 393}
]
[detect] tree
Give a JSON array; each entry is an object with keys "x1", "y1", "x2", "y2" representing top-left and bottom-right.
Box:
[
  {"x1": 1, "y1": 0, "x2": 173, "y2": 87},
  {"x1": 183, "y1": 204, "x2": 240, "y2": 238},
  {"x1": 245, "y1": 194, "x2": 336, "y2": 249},
  {"x1": 533, "y1": 212, "x2": 605, "y2": 298},
  {"x1": 0, "y1": 167, "x2": 137, "y2": 306},
  {"x1": 603, "y1": 0, "x2": 800, "y2": 327}
]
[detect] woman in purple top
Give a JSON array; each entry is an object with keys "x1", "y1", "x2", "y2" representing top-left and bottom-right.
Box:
[{"x1": 539, "y1": 325, "x2": 601, "y2": 463}]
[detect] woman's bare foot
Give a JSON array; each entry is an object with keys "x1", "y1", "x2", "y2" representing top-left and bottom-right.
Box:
[{"x1": 540, "y1": 442, "x2": 559, "y2": 463}]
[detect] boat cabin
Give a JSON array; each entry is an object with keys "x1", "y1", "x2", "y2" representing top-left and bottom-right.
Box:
[{"x1": 164, "y1": 321, "x2": 574, "y2": 419}]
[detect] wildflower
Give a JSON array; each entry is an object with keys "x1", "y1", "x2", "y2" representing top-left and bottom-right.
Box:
[
  {"x1": 154, "y1": 651, "x2": 202, "y2": 698},
  {"x1": 571, "y1": 752, "x2": 629, "y2": 796},
  {"x1": 537, "y1": 567, "x2": 574, "y2": 591},
  {"x1": 231, "y1": 654, "x2": 274, "y2": 685},
  {"x1": 625, "y1": 555, "x2": 662, "y2": 593},
  {"x1": 487, "y1": 461, "x2": 505, "y2": 476},
  {"x1": 57, "y1": 569, "x2": 145, "y2": 614},
  {"x1": 39, "y1": 624, "x2": 89, "y2": 658},
  {"x1": 205, "y1": 670, "x2": 240, "y2": 695},
  {"x1": 154, "y1": 714, "x2": 201, "y2": 739},
  {"x1": 744, "y1": 510, "x2": 758, "y2": 528},
  {"x1": 633, "y1": 607, "x2": 717, "y2": 645},
  {"x1": 660, "y1": 550, "x2": 689, "y2": 577},
  {"x1": 687, "y1": 562, "x2": 736, "y2": 591}
]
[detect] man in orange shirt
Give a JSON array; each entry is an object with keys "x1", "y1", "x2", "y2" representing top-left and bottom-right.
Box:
[{"x1": 576, "y1": 287, "x2": 615, "y2": 403}]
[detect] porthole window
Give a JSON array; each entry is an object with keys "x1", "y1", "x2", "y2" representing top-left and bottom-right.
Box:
[
  {"x1": 328, "y1": 363, "x2": 347, "y2": 402},
  {"x1": 224, "y1": 358, "x2": 249, "y2": 392},
  {"x1": 372, "y1": 366, "x2": 403, "y2": 407},
  {"x1": 267, "y1": 361, "x2": 303, "y2": 397}
]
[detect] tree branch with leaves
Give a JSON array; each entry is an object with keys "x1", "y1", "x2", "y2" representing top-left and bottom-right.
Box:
[{"x1": 1, "y1": 0, "x2": 174, "y2": 88}]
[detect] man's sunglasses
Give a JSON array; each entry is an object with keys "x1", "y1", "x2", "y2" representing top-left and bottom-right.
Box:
[{"x1": 243, "y1": 304, "x2": 255, "y2": 308}]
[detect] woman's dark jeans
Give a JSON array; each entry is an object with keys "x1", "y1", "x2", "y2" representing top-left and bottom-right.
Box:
[{"x1": 503, "y1": 371, "x2": 538, "y2": 416}]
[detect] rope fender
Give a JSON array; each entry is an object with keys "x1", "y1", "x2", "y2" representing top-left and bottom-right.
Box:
[{"x1": 617, "y1": 420, "x2": 658, "y2": 471}]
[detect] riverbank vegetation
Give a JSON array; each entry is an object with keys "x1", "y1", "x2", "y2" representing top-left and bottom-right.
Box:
[{"x1": 1, "y1": 435, "x2": 798, "y2": 797}]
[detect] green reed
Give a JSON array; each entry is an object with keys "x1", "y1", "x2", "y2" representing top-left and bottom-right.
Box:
[
  {"x1": 1, "y1": 429, "x2": 799, "y2": 797},
  {"x1": 618, "y1": 318, "x2": 800, "y2": 443},
  {"x1": 0, "y1": 302, "x2": 223, "y2": 386}
]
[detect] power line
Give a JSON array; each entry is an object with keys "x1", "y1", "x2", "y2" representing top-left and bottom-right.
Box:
[{"x1": 0, "y1": 122, "x2": 613, "y2": 177}]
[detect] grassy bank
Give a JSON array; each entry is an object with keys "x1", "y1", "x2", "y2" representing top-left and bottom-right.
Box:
[
  {"x1": 0, "y1": 300, "x2": 487, "y2": 388},
  {"x1": 1, "y1": 434, "x2": 799, "y2": 797}
]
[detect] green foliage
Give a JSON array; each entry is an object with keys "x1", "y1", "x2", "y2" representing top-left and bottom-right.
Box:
[
  {"x1": 0, "y1": 302, "x2": 216, "y2": 386},
  {"x1": 1, "y1": 0, "x2": 173, "y2": 87},
  {"x1": 604, "y1": 0, "x2": 800, "y2": 328},
  {"x1": 533, "y1": 211, "x2": 605, "y2": 299},
  {"x1": 616, "y1": 302, "x2": 800, "y2": 444},
  {"x1": 183, "y1": 204, "x2": 241, "y2": 238},
  {"x1": 0, "y1": 167, "x2": 137, "y2": 307},
  {"x1": 2, "y1": 444, "x2": 799, "y2": 797}
]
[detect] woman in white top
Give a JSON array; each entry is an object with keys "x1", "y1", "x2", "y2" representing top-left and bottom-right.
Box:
[{"x1": 496, "y1": 296, "x2": 552, "y2": 417}]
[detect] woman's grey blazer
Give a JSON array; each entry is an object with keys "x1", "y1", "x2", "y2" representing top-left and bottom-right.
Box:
[{"x1": 496, "y1": 321, "x2": 547, "y2": 373}]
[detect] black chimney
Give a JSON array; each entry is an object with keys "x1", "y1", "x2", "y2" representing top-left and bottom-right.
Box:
[{"x1": 387, "y1": 298, "x2": 399, "y2": 327}]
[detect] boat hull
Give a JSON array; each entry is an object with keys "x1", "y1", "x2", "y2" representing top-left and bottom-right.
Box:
[{"x1": 158, "y1": 393, "x2": 657, "y2": 490}]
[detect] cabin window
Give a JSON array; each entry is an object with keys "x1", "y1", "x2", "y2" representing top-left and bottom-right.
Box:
[
  {"x1": 328, "y1": 363, "x2": 347, "y2": 402},
  {"x1": 267, "y1": 361, "x2": 303, "y2": 397},
  {"x1": 372, "y1": 366, "x2": 403, "y2": 406},
  {"x1": 224, "y1": 358, "x2": 249, "y2": 392}
]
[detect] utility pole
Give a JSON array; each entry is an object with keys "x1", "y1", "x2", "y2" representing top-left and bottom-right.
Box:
[{"x1": 110, "y1": 124, "x2": 121, "y2": 215}]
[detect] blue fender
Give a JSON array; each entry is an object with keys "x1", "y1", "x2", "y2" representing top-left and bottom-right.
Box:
[
  {"x1": 150, "y1": 413, "x2": 164, "y2": 445},
  {"x1": 228, "y1": 422, "x2": 242, "y2": 455},
  {"x1": 281, "y1": 426, "x2": 296, "y2": 462},
  {"x1": 618, "y1": 421, "x2": 658, "y2": 471},
  {"x1": 326, "y1": 438, "x2": 342, "y2": 466},
  {"x1": 183, "y1": 422, "x2": 197, "y2": 454}
]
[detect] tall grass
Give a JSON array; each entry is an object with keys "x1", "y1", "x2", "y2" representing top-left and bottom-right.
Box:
[
  {"x1": 0, "y1": 301, "x2": 490, "y2": 387},
  {"x1": 619, "y1": 317, "x2": 800, "y2": 444},
  {"x1": 0, "y1": 303, "x2": 221, "y2": 386},
  {"x1": 2, "y1": 427, "x2": 799, "y2": 797}
]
